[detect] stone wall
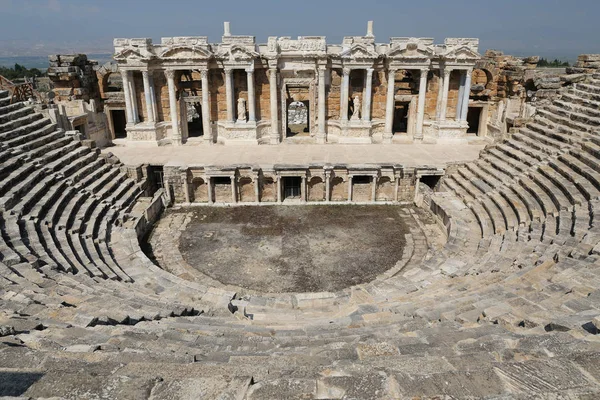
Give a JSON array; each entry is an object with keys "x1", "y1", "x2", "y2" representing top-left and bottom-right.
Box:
[{"x1": 163, "y1": 165, "x2": 425, "y2": 205}]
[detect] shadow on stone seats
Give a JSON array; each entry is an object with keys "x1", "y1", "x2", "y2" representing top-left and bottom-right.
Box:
[{"x1": 0, "y1": 371, "x2": 44, "y2": 396}]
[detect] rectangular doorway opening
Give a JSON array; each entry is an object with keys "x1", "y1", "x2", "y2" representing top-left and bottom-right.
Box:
[
  {"x1": 352, "y1": 175, "x2": 373, "y2": 202},
  {"x1": 420, "y1": 175, "x2": 442, "y2": 191},
  {"x1": 282, "y1": 176, "x2": 301, "y2": 200},
  {"x1": 186, "y1": 102, "x2": 204, "y2": 138},
  {"x1": 467, "y1": 107, "x2": 482, "y2": 135},
  {"x1": 147, "y1": 165, "x2": 164, "y2": 196},
  {"x1": 213, "y1": 176, "x2": 232, "y2": 203},
  {"x1": 111, "y1": 109, "x2": 127, "y2": 139},
  {"x1": 393, "y1": 101, "x2": 410, "y2": 134}
]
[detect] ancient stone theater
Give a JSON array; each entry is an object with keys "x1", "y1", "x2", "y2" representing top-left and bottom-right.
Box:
[{"x1": 0, "y1": 21, "x2": 600, "y2": 398}]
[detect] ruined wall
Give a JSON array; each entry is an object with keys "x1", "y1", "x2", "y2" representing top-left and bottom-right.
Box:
[
  {"x1": 371, "y1": 70, "x2": 387, "y2": 120},
  {"x1": 327, "y1": 69, "x2": 342, "y2": 120},
  {"x1": 210, "y1": 69, "x2": 226, "y2": 122}
]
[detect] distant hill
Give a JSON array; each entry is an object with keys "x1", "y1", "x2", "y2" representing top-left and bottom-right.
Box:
[{"x1": 0, "y1": 54, "x2": 113, "y2": 70}]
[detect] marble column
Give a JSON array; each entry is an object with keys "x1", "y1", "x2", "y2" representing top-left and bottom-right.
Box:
[
  {"x1": 128, "y1": 71, "x2": 139, "y2": 124},
  {"x1": 207, "y1": 177, "x2": 213, "y2": 204},
  {"x1": 456, "y1": 71, "x2": 466, "y2": 120},
  {"x1": 435, "y1": 68, "x2": 445, "y2": 120},
  {"x1": 340, "y1": 68, "x2": 350, "y2": 122},
  {"x1": 181, "y1": 172, "x2": 190, "y2": 203},
  {"x1": 246, "y1": 66, "x2": 256, "y2": 122},
  {"x1": 142, "y1": 70, "x2": 155, "y2": 123},
  {"x1": 347, "y1": 175, "x2": 353, "y2": 202},
  {"x1": 149, "y1": 74, "x2": 158, "y2": 123},
  {"x1": 415, "y1": 68, "x2": 428, "y2": 139},
  {"x1": 301, "y1": 176, "x2": 306, "y2": 203},
  {"x1": 439, "y1": 68, "x2": 452, "y2": 121},
  {"x1": 231, "y1": 176, "x2": 237, "y2": 203},
  {"x1": 460, "y1": 69, "x2": 473, "y2": 122},
  {"x1": 165, "y1": 70, "x2": 181, "y2": 145},
  {"x1": 371, "y1": 176, "x2": 377, "y2": 202},
  {"x1": 384, "y1": 68, "x2": 396, "y2": 141},
  {"x1": 276, "y1": 177, "x2": 282, "y2": 203},
  {"x1": 201, "y1": 69, "x2": 211, "y2": 142},
  {"x1": 363, "y1": 68, "x2": 374, "y2": 121},
  {"x1": 269, "y1": 68, "x2": 279, "y2": 144},
  {"x1": 121, "y1": 70, "x2": 134, "y2": 125},
  {"x1": 325, "y1": 172, "x2": 331, "y2": 202},
  {"x1": 394, "y1": 175, "x2": 400, "y2": 202},
  {"x1": 254, "y1": 175, "x2": 260, "y2": 202},
  {"x1": 317, "y1": 66, "x2": 327, "y2": 143},
  {"x1": 224, "y1": 68, "x2": 234, "y2": 122}
]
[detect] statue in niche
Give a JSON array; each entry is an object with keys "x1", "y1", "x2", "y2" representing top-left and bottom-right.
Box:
[
  {"x1": 237, "y1": 98, "x2": 247, "y2": 123},
  {"x1": 351, "y1": 95, "x2": 361, "y2": 121}
]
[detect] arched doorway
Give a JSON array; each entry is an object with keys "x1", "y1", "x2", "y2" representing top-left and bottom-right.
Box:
[{"x1": 286, "y1": 100, "x2": 309, "y2": 137}]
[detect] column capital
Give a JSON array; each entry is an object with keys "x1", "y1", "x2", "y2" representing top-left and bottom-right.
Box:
[
  {"x1": 224, "y1": 67, "x2": 234, "y2": 75},
  {"x1": 465, "y1": 68, "x2": 473, "y2": 78},
  {"x1": 120, "y1": 70, "x2": 130, "y2": 79},
  {"x1": 343, "y1": 67, "x2": 351, "y2": 76},
  {"x1": 366, "y1": 67, "x2": 374, "y2": 75},
  {"x1": 318, "y1": 65, "x2": 328, "y2": 72},
  {"x1": 165, "y1": 69, "x2": 176, "y2": 80},
  {"x1": 200, "y1": 69, "x2": 209, "y2": 79},
  {"x1": 245, "y1": 64, "x2": 255, "y2": 73},
  {"x1": 142, "y1": 70, "x2": 150, "y2": 78},
  {"x1": 443, "y1": 68, "x2": 452, "y2": 78},
  {"x1": 388, "y1": 67, "x2": 398, "y2": 73},
  {"x1": 420, "y1": 67, "x2": 430, "y2": 73}
]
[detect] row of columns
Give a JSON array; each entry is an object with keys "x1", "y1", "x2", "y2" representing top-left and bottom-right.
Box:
[
  {"x1": 123, "y1": 65, "x2": 473, "y2": 144},
  {"x1": 224, "y1": 67, "x2": 256, "y2": 123},
  {"x1": 339, "y1": 67, "x2": 374, "y2": 123},
  {"x1": 437, "y1": 68, "x2": 473, "y2": 122}
]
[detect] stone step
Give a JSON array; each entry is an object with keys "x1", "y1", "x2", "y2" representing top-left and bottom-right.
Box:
[
  {"x1": 485, "y1": 147, "x2": 528, "y2": 174},
  {"x1": 537, "y1": 164, "x2": 586, "y2": 207},
  {"x1": 554, "y1": 98, "x2": 600, "y2": 120},
  {"x1": 0, "y1": 105, "x2": 34, "y2": 126},
  {"x1": 512, "y1": 131, "x2": 559, "y2": 156},
  {"x1": 505, "y1": 137, "x2": 546, "y2": 162},
  {"x1": 560, "y1": 90, "x2": 600, "y2": 111},
  {"x1": 0, "y1": 101, "x2": 25, "y2": 117},
  {"x1": 505, "y1": 184, "x2": 543, "y2": 222},
  {"x1": 480, "y1": 196, "x2": 507, "y2": 234},
  {"x1": 575, "y1": 81, "x2": 600, "y2": 95},
  {"x1": 570, "y1": 86, "x2": 600, "y2": 103},
  {"x1": 0, "y1": 112, "x2": 44, "y2": 139},
  {"x1": 0, "y1": 167, "x2": 47, "y2": 211},
  {"x1": 518, "y1": 176, "x2": 558, "y2": 217},
  {"x1": 558, "y1": 154, "x2": 600, "y2": 195},
  {"x1": 4, "y1": 119, "x2": 56, "y2": 148},
  {"x1": 528, "y1": 169, "x2": 573, "y2": 212},
  {"x1": 489, "y1": 191, "x2": 519, "y2": 231},
  {"x1": 536, "y1": 107, "x2": 593, "y2": 133},
  {"x1": 549, "y1": 158, "x2": 600, "y2": 201},
  {"x1": 495, "y1": 143, "x2": 538, "y2": 168},
  {"x1": 524, "y1": 122, "x2": 577, "y2": 147}
]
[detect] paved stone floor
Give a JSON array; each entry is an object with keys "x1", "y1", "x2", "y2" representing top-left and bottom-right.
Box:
[
  {"x1": 104, "y1": 142, "x2": 486, "y2": 167},
  {"x1": 148, "y1": 205, "x2": 411, "y2": 293}
]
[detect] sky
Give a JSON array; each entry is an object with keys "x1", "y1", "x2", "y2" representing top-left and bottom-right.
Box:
[{"x1": 0, "y1": 0, "x2": 598, "y2": 61}]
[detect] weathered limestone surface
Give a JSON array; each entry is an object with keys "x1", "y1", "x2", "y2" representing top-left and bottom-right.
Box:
[{"x1": 1, "y1": 61, "x2": 600, "y2": 398}]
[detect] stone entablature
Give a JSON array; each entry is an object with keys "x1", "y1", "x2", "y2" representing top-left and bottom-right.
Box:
[
  {"x1": 161, "y1": 162, "x2": 443, "y2": 206},
  {"x1": 113, "y1": 22, "x2": 480, "y2": 146}
]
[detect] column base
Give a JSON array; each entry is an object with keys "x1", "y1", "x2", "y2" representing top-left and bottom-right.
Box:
[
  {"x1": 382, "y1": 132, "x2": 393, "y2": 144},
  {"x1": 315, "y1": 133, "x2": 326, "y2": 144}
]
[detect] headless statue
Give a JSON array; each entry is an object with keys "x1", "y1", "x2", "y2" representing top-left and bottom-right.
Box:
[
  {"x1": 351, "y1": 95, "x2": 361, "y2": 121},
  {"x1": 237, "y1": 98, "x2": 247, "y2": 123}
]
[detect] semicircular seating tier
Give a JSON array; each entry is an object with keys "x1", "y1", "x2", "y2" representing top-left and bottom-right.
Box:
[{"x1": 0, "y1": 74, "x2": 600, "y2": 398}]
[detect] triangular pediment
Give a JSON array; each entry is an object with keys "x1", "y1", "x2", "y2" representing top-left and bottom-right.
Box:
[
  {"x1": 343, "y1": 43, "x2": 377, "y2": 60},
  {"x1": 388, "y1": 42, "x2": 434, "y2": 59},
  {"x1": 225, "y1": 45, "x2": 258, "y2": 61},
  {"x1": 445, "y1": 45, "x2": 480, "y2": 60},
  {"x1": 113, "y1": 47, "x2": 154, "y2": 61},
  {"x1": 160, "y1": 45, "x2": 212, "y2": 60}
]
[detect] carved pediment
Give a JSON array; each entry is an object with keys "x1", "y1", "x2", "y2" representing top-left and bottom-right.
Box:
[
  {"x1": 342, "y1": 43, "x2": 378, "y2": 60},
  {"x1": 159, "y1": 45, "x2": 212, "y2": 60},
  {"x1": 388, "y1": 41, "x2": 435, "y2": 59},
  {"x1": 219, "y1": 44, "x2": 258, "y2": 62},
  {"x1": 113, "y1": 47, "x2": 154, "y2": 62},
  {"x1": 445, "y1": 45, "x2": 480, "y2": 60}
]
